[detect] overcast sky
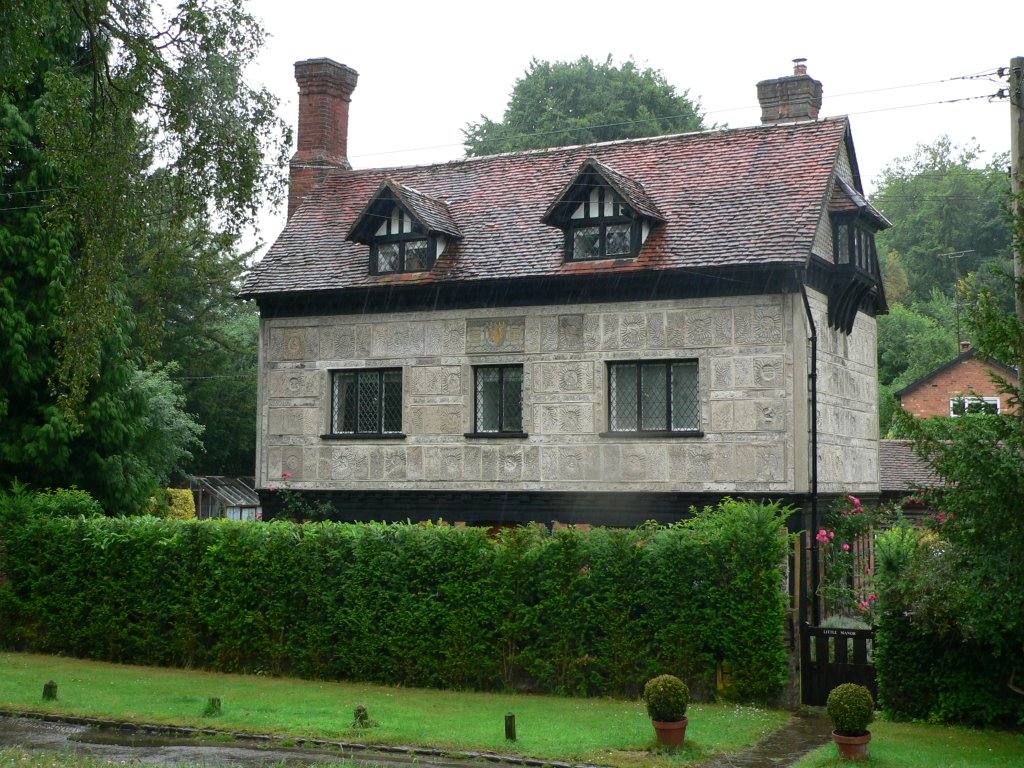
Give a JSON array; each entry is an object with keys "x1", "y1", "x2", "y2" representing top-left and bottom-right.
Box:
[{"x1": 243, "y1": 0, "x2": 1021, "y2": 255}]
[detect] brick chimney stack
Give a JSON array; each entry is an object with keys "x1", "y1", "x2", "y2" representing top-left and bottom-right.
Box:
[
  {"x1": 289, "y1": 58, "x2": 359, "y2": 219},
  {"x1": 756, "y1": 58, "x2": 823, "y2": 124}
]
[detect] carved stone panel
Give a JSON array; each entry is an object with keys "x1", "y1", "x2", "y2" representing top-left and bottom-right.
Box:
[
  {"x1": 540, "y1": 316, "x2": 559, "y2": 352},
  {"x1": 270, "y1": 327, "x2": 317, "y2": 362},
  {"x1": 442, "y1": 321, "x2": 466, "y2": 354},
  {"x1": 668, "y1": 445, "x2": 715, "y2": 483},
  {"x1": 711, "y1": 359, "x2": 733, "y2": 389},
  {"x1": 320, "y1": 326, "x2": 357, "y2": 360},
  {"x1": 268, "y1": 407, "x2": 318, "y2": 436},
  {"x1": 666, "y1": 311, "x2": 686, "y2": 348},
  {"x1": 466, "y1": 317, "x2": 526, "y2": 353},
  {"x1": 408, "y1": 405, "x2": 463, "y2": 435},
  {"x1": 685, "y1": 309, "x2": 733, "y2": 346},
  {"x1": 369, "y1": 447, "x2": 407, "y2": 481},
  {"x1": 646, "y1": 312, "x2": 666, "y2": 348},
  {"x1": 619, "y1": 313, "x2": 647, "y2": 349},
  {"x1": 281, "y1": 447, "x2": 304, "y2": 480},
  {"x1": 558, "y1": 314, "x2": 584, "y2": 351},
  {"x1": 734, "y1": 305, "x2": 784, "y2": 345},
  {"x1": 407, "y1": 367, "x2": 462, "y2": 396},
  {"x1": 269, "y1": 370, "x2": 320, "y2": 399},
  {"x1": 753, "y1": 357, "x2": 784, "y2": 388},
  {"x1": 426, "y1": 447, "x2": 464, "y2": 481},
  {"x1": 329, "y1": 446, "x2": 370, "y2": 481},
  {"x1": 583, "y1": 315, "x2": 601, "y2": 350},
  {"x1": 534, "y1": 362, "x2": 594, "y2": 394},
  {"x1": 557, "y1": 446, "x2": 598, "y2": 482},
  {"x1": 372, "y1": 323, "x2": 425, "y2": 358},
  {"x1": 537, "y1": 403, "x2": 593, "y2": 434}
]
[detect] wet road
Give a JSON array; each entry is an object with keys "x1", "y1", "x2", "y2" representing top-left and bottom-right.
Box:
[{"x1": 0, "y1": 715, "x2": 513, "y2": 768}]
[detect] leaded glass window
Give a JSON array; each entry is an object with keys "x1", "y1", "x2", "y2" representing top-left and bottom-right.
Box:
[
  {"x1": 331, "y1": 368, "x2": 403, "y2": 434},
  {"x1": 370, "y1": 207, "x2": 434, "y2": 274},
  {"x1": 609, "y1": 360, "x2": 699, "y2": 433},
  {"x1": 567, "y1": 184, "x2": 638, "y2": 261},
  {"x1": 474, "y1": 365, "x2": 523, "y2": 433}
]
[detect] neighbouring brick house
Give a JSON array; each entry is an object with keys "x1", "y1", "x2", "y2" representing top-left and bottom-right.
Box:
[
  {"x1": 240, "y1": 58, "x2": 888, "y2": 528},
  {"x1": 895, "y1": 341, "x2": 1019, "y2": 418}
]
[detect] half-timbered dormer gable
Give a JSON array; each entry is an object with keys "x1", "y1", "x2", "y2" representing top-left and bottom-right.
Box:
[
  {"x1": 826, "y1": 176, "x2": 890, "y2": 333},
  {"x1": 541, "y1": 158, "x2": 665, "y2": 262},
  {"x1": 347, "y1": 179, "x2": 462, "y2": 275}
]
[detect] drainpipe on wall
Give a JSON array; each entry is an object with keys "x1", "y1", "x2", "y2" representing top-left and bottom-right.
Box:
[{"x1": 800, "y1": 285, "x2": 820, "y2": 627}]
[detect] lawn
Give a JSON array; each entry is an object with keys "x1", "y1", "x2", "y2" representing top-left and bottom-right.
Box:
[
  {"x1": 0, "y1": 652, "x2": 786, "y2": 767},
  {"x1": 792, "y1": 719, "x2": 1023, "y2": 768}
]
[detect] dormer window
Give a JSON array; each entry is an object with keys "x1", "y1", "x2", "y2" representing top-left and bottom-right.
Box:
[
  {"x1": 347, "y1": 179, "x2": 462, "y2": 276},
  {"x1": 372, "y1": 208, "x2": 433, "y2": 274},
  {"x1": 568, "y1": 185, "x2": 638, "y2": 260},
  {"x1": 542, "y1": 158, "x2": 664, "y2": 264}
]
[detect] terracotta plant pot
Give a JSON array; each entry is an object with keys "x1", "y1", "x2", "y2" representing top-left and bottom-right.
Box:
[
  {"x1": 832, "y1": 730, "x2": 871, "y2": 760},
  {"x1": 652, "y1": 717, "x2": 688, "y2": 747}
]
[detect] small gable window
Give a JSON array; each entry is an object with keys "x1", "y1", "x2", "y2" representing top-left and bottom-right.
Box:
[
  {"x1": 569, "y1": 185, "x2": 637, "y2": 260},
  {"x1": 542, "y1": 158, "x2": 664, "y2": 264},
  {"x1": 347, "y1": 179, "x2": 463, "y2": 277},
  {"x1": 372, "y1": 208, "x2": 432, "y2": 274}
]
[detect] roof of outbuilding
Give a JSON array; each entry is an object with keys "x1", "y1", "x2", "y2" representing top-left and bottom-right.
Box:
[
  {"x1": 241, "y1": 118, "x2": 851, "y2": 298},
  {"x1": 879, "y1": 440, "x2": 943, "y2": 494}
]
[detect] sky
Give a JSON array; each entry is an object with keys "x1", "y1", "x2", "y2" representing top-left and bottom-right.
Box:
[{"x1": 242, "y1": 0, "x2": 1021, "y2": 256}]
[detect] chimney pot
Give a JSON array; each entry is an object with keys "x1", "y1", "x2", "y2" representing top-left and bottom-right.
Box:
[
  {"x1": 793, "y1": 57, "x2": 808, "y2": 76},
  {"x1": 289, "y1": 58, "x2": 359, "y2": 219}
]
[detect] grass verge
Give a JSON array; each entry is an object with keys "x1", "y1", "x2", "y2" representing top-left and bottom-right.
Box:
[
  {"x1": 0, "y1": 653, "x2": 787, "y2": 767},
  {"x1": 791, "y1": 719, "x2": 1023, "y2": 768}
]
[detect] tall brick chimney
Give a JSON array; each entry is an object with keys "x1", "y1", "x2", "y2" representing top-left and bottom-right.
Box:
[
  {"x1": 756, "y1": 58, "x2": 823, "y2": 124},
  {"x1": 289, "y1": 58, "x2": 359, "y2": 219}
]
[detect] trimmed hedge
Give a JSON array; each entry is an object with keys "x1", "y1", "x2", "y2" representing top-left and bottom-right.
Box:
[{"x1": 0, "y1": 492, "x2": 792, "y2": 701}]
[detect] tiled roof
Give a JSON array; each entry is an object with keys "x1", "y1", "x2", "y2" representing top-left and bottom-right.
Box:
[
  {"x1": 541, "y1": 157, "x2": 666, "y2": 225},
  {"x1": 241, "y1": 118, "x2": 850, "y2": 297},
  {"x1": 879, "y1": 440, "x2": 943, "y2": 493},
  {"x1": 347, "y1": 179, "x2": 462, "y2": 243}
]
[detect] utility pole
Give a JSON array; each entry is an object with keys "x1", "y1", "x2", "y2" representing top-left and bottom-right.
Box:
[
  {"x1": 1011, "y1": 57, "x2": 1024, "y2": 332},
  {"x1": 942, "y1": 250, "x2": 974, "y2": 352}
]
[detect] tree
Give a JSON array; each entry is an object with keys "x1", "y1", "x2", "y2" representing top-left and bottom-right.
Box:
[
  {"x1": 463, "y1": 56, "x2": 706, "y2": 157},
  {"x1": 889, "y1": 204, "x2": 1024, "y2": 702},
  {"x1": 873, "y1": 137, "x2": 1012, "y2": 309},
  {"x1": 0, "y1": 1, "x2": 287, "y2": 510}
]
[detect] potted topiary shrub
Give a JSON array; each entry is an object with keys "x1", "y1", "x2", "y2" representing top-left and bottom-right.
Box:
[
  {"x1": 826, "y1": 683, "x2": 874, "y2": 760},
  {"x1": 643, "y1": 674, "x2": 690, "y2": 747}
]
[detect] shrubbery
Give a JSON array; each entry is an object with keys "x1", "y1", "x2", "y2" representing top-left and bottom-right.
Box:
[{"x1": 0, "y1": 491, "x2": 792, "y2": 702}]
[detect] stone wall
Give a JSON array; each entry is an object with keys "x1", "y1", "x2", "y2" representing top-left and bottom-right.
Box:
[{"x1": 257, "y1": 294, "x2": 808, "y2": 495}]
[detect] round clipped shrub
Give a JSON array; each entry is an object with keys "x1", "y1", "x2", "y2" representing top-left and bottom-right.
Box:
[
  {"x1": 827, "y1": 683, "x2": 875, "y2": 736},
  {"x1": 643, "y1": 674, "x2": 690, "y2": 722}
]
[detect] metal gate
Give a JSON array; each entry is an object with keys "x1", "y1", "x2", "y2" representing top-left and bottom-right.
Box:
[{"x1": 800, "y1": 624, "x2": 877, "y2": 706}]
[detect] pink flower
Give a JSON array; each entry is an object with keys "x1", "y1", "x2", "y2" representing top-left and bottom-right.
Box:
[
  {"x1": 815, "y1": 529, "x2": 830, "y2": 543},
  {"x1": 282, "y1": 470, "x2": 293, "y2": 479},
  {"x1": 848, "y1": 495, "x2": 862, "y2": 508},
  {"x1": 868, "y1": 593, "x2": 877, "y2": 602},
  {"x1": 828, "y1": 530, "x2": 835, "y2": 540},
  {"x1": 859, "y1": 600, "x2": 869, "y2": 610},
  {"x1": 842, "y1": 543, "x2": 851, "y2": 552}
]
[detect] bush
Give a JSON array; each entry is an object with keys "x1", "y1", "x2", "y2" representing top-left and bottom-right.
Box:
[
  {"x1": 643, "y1": 674, "x2": 689, "y2": 721},
  {"x1": 0, "y1": 495, "x2": 793, "y2": 702},
  {"x1": 827, "y1": 683, "x2": 874, "y2": 736}
]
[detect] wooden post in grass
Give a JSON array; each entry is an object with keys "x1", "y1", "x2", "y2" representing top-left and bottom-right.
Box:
[
  {"x1": 42, "y1": 681, "x2": 58, "y2": 701},
  {"x1": 504, "y1": 712, "x2": 516, "y2": 741}
]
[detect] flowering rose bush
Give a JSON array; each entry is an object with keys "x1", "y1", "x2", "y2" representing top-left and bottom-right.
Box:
[{"x1": 816, "y1": 496, "x2": 890, "y2": 623}]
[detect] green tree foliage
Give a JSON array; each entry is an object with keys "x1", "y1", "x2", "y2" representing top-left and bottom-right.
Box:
[
  {"x1": 877, "y1": 225, "x2": 1024, "y2": 721},
  {"x1": 463, "y1": 56, "x2": 706, "y2": 156},
  {"x1": 0, "y1": 498, "x2": 793, "y2": 703},
  {"x1": 873, "y1": 137, "x2": 1012, "y2": 309},
  {"x1": 0, "y1": 1, "x2": 286, "y2": 506}
]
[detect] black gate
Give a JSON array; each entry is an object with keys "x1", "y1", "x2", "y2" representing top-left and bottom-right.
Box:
[{"x1": 800, "y1": 624, "x2": 876, "y2": 706}]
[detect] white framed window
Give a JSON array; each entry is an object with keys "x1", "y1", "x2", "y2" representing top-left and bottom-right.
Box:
[{"x1": 950, "y1": 396, "x2": 1000, "y2": 416}]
